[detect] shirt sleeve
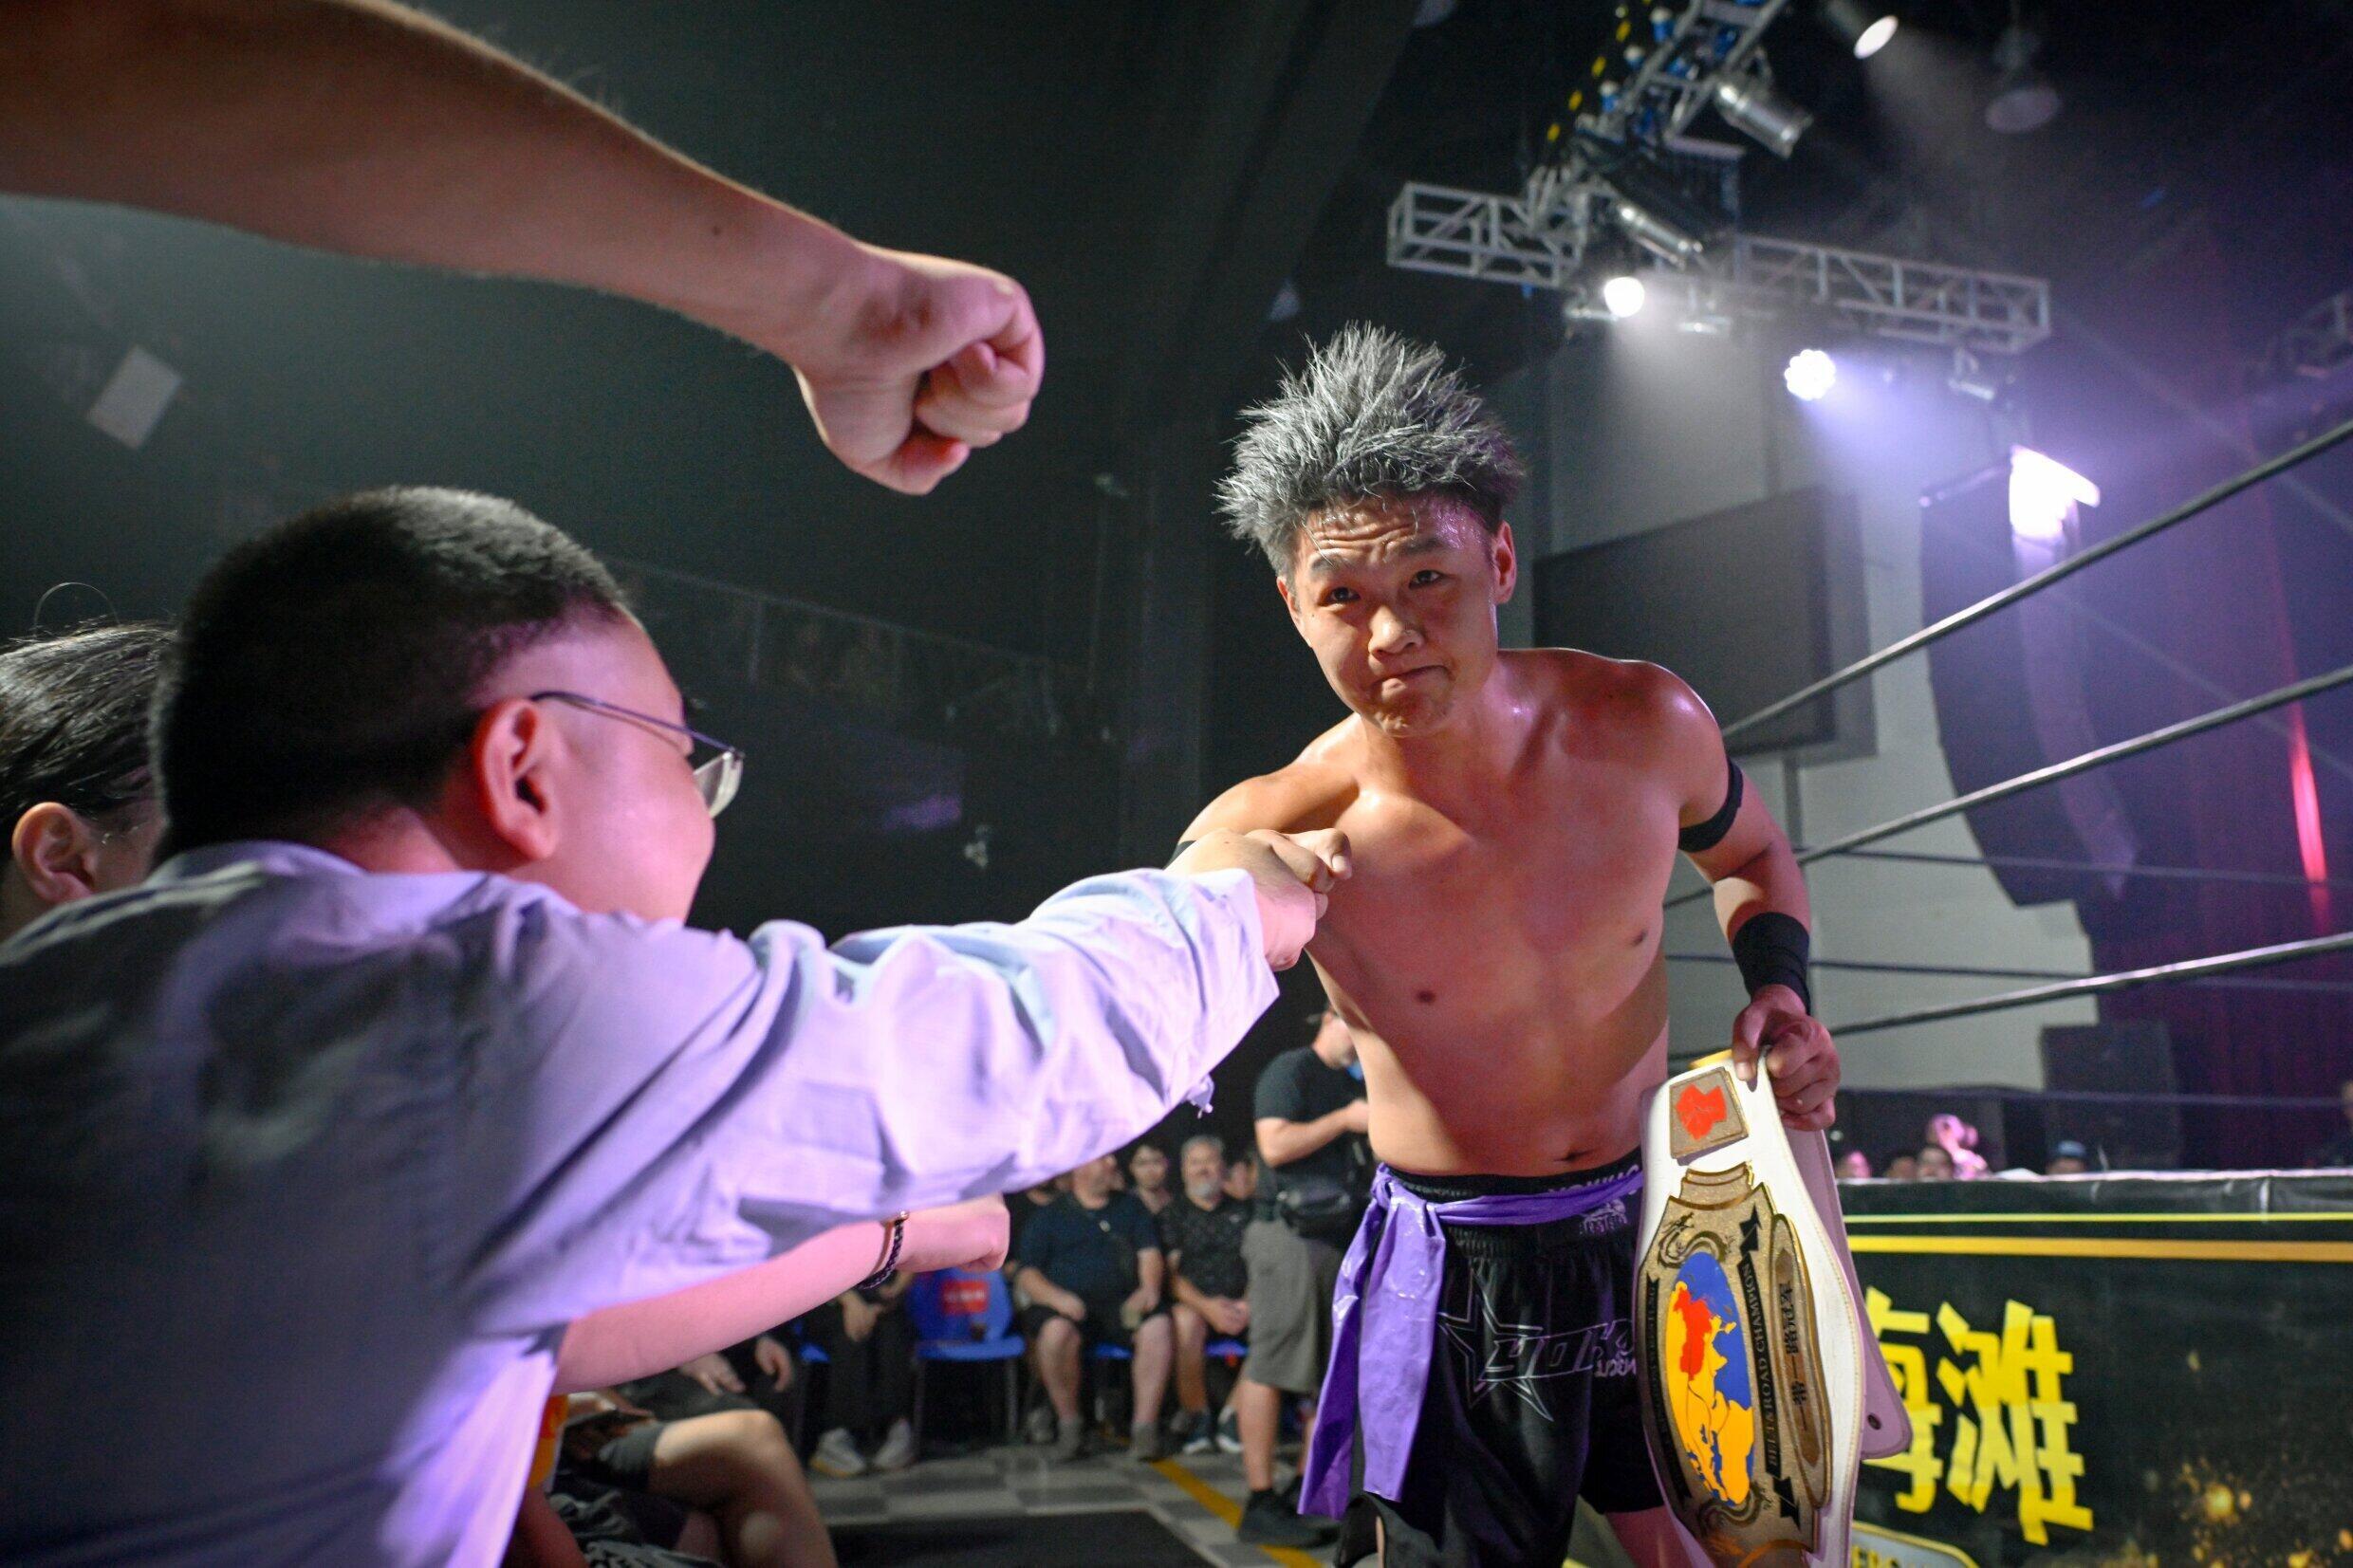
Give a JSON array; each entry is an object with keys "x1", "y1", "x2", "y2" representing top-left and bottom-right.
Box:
[
  {"x1": 1253, "y1": 1050, "x2": 1306, "y2": 1123},
  {"x1": 1121, "y1": 1197, "x2": 1161, "y2": 1254},
  {"x1": 1014, "y1": 1206, "x2": 1058, "y2": 1276},
  {"x1": 439, "y1": 867, "x2": 1276, "y2": 1334}
]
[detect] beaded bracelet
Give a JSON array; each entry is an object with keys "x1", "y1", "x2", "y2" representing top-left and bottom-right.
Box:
[{"x1": 859, "y1": 1212, "x2": 911, "y2": 1291}]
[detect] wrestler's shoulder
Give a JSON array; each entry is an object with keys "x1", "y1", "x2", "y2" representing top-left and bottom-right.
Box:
[
  {"x1": 1510, "y1": 647, "x2": 1711, "y2": 732},
  {"x1": 1183, "y1": 722, "x2": 1362, "y2": 838}
]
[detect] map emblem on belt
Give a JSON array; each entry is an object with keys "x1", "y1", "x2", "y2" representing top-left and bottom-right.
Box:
[{"x1": 1638, "y1": 1162, "x2": 1831, "y2": 1567}]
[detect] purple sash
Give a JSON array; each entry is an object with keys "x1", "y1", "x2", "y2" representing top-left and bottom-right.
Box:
[{"x1": 1299, "y1": 1161, "x2": 1645, "y2": 1519}]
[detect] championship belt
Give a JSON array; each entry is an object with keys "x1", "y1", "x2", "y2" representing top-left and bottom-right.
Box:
[{"x1": 1633, "y1": 1054, "x2": 1912, "y2": 1566}]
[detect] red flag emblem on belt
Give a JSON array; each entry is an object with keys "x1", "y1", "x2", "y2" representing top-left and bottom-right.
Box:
[{"x1": 1676, "y1": 1083, "x2": 1730, "y2": 1141}]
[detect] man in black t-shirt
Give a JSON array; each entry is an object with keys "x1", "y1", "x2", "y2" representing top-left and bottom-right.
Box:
[
  {"x1": 1233, "y1": 1011, "x2": 1369, "y2": 1547},
  {"x1": 1011, "y1": 1152, "x2": 1173, "y2": 1461},
  {"x1": 1160, "y1": 1134, "x2": 1254, "y2": 1453}
]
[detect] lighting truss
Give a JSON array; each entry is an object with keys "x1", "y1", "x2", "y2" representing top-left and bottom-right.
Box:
[
  {"x1": 1655, "y1": 235, "x2": 2050, "y2": 353},
  {"x1": 1388, "y1": 183, "x2": 2052, "y2": 355},
  {"x1": 611, "y1": 556, "x2": 1078, "y2": 745},
  {"x1": 1584, "y1": 0, "x2": 1798, "y2": 149},
  {"x1": 1381, "y1": 170, "x2": 1597, "y2": 288}
]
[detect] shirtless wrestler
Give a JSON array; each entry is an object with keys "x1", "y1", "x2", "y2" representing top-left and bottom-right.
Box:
[{"x1": 1183, "y1": 325, "x2": 1840, "y2": 1568}]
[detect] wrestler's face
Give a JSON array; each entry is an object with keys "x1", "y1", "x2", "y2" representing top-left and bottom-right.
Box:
[
  {"x1": 468, "y1": 616, "x2": 717, "y2": 923},
  {"x1": 1278, "y1": 495, "x2": 1515, "y2": 739}
]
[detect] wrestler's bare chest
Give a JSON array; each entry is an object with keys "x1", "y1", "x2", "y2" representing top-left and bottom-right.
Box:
[{"x1": 1306, "y1": 752, "x2": 1687, "y2": 1174}]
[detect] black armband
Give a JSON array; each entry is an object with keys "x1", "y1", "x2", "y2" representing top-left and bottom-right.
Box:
[
  {"x1": 1731, "y1": 912, "x2": 1811, "y2": 1014},
  {"x1": 1678, "y1": 754, "x2": 1745, "y2": 854}
]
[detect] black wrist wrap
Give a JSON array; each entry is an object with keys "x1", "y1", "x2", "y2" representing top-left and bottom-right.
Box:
[{"x1": 1731, "y1": 912, "x2": 1812, "y2": 1014}]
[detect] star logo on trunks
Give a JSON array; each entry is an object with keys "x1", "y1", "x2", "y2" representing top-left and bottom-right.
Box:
[{"x1": 1440, "y1": 1288, "x2": 1638, "y2": 1419}]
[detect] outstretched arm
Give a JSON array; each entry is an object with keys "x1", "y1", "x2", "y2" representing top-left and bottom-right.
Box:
[
  {"x1": 1656, "y1": 667, "x2": 1838, "y2": 1130},
  {"x1": 0, "y1": 0, "x2": 1040, "y2": 493},
  {"x1": 554, "y1": 1197, "x2": 1009, "y2": 1393}
]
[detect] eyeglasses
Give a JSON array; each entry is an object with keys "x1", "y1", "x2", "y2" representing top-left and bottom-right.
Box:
[{"x1": 530, "y1": 690, "x2": 745, "y2": 818}]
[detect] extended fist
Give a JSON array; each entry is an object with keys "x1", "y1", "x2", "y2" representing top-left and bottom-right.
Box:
[
  {"x1": 767, "y1": 247, "x2": 1043, "y2": 495},
  {"x1": 1172, "y1": 828, "x2": 1352, "y2": 970},
  {"x1": 899, "y1": 1195, "x2": 1012, "y2": 1275}
]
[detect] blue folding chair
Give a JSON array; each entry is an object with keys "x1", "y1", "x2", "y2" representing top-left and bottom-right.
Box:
[{"x1": 907, "y1": 1268, "x2": 1027, "y2": 1448}]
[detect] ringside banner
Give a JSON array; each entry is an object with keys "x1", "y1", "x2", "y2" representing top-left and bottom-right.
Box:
[{"x1": 1837, "y1": 1171, "x2": 2353, "y2": 1566}]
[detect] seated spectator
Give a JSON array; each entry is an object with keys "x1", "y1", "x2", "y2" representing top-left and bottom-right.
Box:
[
  {"x1": 801, "y1": 1273, "x2": 917, "y2": 1478},
  {"x1": 1159, "y1": 1134, "x2": 1252, "y2": 1454},
  {"x1": 1011, "y1": 1153, "x2": 1174, "y2": 1462},
  {"x1": 1224, "y1": 1148, "x2": 1263, "y2": 1204},
  {"x1": 1915, "y1": 1145, "x2": 1955, "y2": 1181},
  {"x1": 1127, "y1": 1140, "x2": 1174, "y2": 1217},
  {"x1": 1883, "y1": 1152, "x2": 1921, "y2": 1181},
  {"x1": 1926, "y1": 1113, "x2": 1989, "y2": 1179},
  {"x1": 2045, "y1": 1139, "x2": 2092, "y2": 1176},
  {"x1": 1835, "y1": 1149, "x2": 1872, "y2": 1180}
]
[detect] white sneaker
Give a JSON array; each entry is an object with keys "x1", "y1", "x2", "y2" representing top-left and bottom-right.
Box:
[
  {"x1": 871, "y1": 1418, "x2": 917, "y2": 1472},
  {"x1": 810, "y1": 1428, "x2": 867, "y2": 1478}
]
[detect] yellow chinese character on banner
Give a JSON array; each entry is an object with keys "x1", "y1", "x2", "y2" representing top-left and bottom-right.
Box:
[
  {"x1": 1932, "y1": 1300, "x2": 2094, "y2": 1544},
  {"x1": 1863, "y1": 1287, "x2": 1944, "y2": 1513}
]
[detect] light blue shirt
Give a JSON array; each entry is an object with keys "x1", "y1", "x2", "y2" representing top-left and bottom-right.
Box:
[{"x1": 0, "y1": 842, "x2": 1275, "y2": 1566}]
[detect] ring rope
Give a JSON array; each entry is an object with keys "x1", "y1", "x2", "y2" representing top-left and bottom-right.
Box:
[
  {"x1": 1666, "y1": 660, "x2": 2353, "y2": 909},
  {"x1": 1719, "y1": 411, "x2": 2353, "y2": 742},
  {"x1": 1823, "y1": 929, "x2": 2353, "y2": 1037}
]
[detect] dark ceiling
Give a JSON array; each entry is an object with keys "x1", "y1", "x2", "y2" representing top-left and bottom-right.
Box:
[{"x1": 1270, "y1": 0, "x2": 2353, "y2": 381}]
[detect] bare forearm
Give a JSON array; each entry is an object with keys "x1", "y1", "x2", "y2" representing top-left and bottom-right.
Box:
[
  {"x1": 552, "y1": 1221, "x2": 880, "y2": 1393},
  {"x1": 1258, "y1": 1109, "x2": 1353, "y2": 1169},
  {"x1": 1014, "y1": 1266, "x2": 1063, "y2": 1306},
  {"x1": 1712, "y1": 835, "x2": 1811, "y2": 940},
  {"x1": 0, "y1": 1, "x2": 863, "y2": 347},
  {"x1": 1136, "y1": 1251, "x2": 1164, "y2": 1301}
]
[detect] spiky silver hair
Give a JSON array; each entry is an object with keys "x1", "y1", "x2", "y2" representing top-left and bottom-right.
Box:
[{"x1": 1217, "y1": 323, "x2": 1524, "y2": 572}]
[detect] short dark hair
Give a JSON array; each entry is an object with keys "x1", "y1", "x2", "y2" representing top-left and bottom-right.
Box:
[
  {"x1": 1217, "y1": 323, "x2": 1524, "y2": 573},
  {"x1": 156, "y1": 487, "x2": 630, "y2": 856},
  {"x1": 0, "y1": 621, "x2": 172, "y2": 826}
]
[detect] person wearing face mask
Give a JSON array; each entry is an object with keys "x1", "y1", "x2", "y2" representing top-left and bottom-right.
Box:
[
  {"x1": 0, "y1": 489, "x2": 1346, "y2": 1568},
  {"x1": 1158, "y1": 1134, "x2": 1254, "y2": 1456}
]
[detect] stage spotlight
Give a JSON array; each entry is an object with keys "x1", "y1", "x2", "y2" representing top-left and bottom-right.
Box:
[
  {"x1": 1602, "y1": 275, "x2": 1648, "y2": 319},
  {"x1": 1712, "y1": 72, "x2": 1813, "y2": 157},
  {"x1": 1610, "y1": 197, "x2": 1704, "y2": 266},
  {"x1": 1784, "y1": 348, "x2": 1837, "y2": 402},
  {"x1": 1823, "y1": 0, "x2": 1899, "y2": 59},
  {"x1": 2009, "y1": 447, "x2": 2099, "y2": 542},
  {"x1": 1986, "y1": 23, "x2": 2060, "y2": 133}
]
